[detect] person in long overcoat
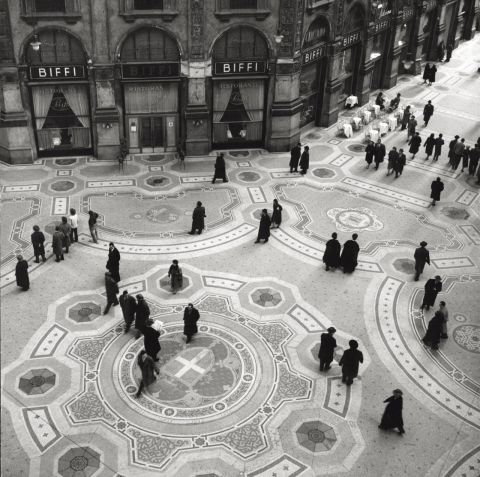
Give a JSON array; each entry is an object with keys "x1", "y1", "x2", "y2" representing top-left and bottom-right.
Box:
[
  {"x1": 469, "y1": 143, "x2": 480, "y2": 175},
  {"x1": 119, "y1": 290, "x2": 137, "y2": 333},
  {"x1": 289, "y1": 142, "x2": 301, "y2": 173},
  {"x1": 422, "y1": 63, "x2": 431, "y2": 84},
  {"x1": 452, "y1": 138, "x2": 465, "y2": 170},
  {"x1": 135, "y1": 294, "x2": 150, "y2": 338},
  {"x1": 299, "y1": 146, "x2": 310, "y2": 175},
  {"x1": 423, "y1": 100, "x2": 434, "y2": 126},
  {"x1": 106, "y1": 242, "x2": 121, "y2": 282},
  {"x1": 421, "y1": 275, "x2": 442, "y2": 310},
  {"x1": 183, "y1": 303, "x2": 200, "y2": 343},
  {"x1": 135, "y1": 350, "x2": 159, "y2": 398},
  {"x1": 408, "y1": 132, "x2": 422, "y2": 158},
  {"x1": 414, "y1": 241, "x2": 430, "y2": 281},
  {"x1": 445, "y1": 42, "x2": 453, "y2": 62},
  {"x1": 271, "y1": 199, "x2": 283, "y2": 228},
  {"x1": 15, "y1": 255, "x2": 29, "y2": 291},
  {"x1": 212, "y1": 153, "x2": 228, "y2": 183},
  {"x1": 394, "y1": 149, "x2": 406, "y2": 178},
  {"x1": 430, "y1": 177, "x2": 444, "y2": 206},
  {"x1": 58, "y1": 216, "x2": 71, "y2": 253},
  {"x1": 255, "y1": 209, "x2": 271, "y2": 243},
  {"x1": 424, "y1": 133, "x2": 435, "y2": 160},
  {"x1": 379, "y1": 389, "x2": 405, "y2": 434},
  {"x1": 323, "y1": 232, "x2": 341, "y2": 271},
  {"x1": 422, "y1": 311, "x2": 444, "y2": 350},
  {"x1": 31, "y1": 225, "x2": 46, "y2": 263},
  {"x1": 365, "y1": 141, "x2": 375, "y2": 168},
  {"x1": 438, "y1": 301, "x2": 449, "y2": 339},
  {"x1": 103, "y1": 272, "x2": 119, "y2": 314},
  {"x1": 447, "y1": 135, "x2": 459, "y2": 166},
  {"x1": 374, "y1": 139, "x2": 386, "y2": 170},
  {"x1": 433, "y1": 134, "x2": 444, "y2": 161},
  {"x1": 52, "y1": 226, "x2": 65, "y2": 262},
  {"x1": 428, "y1": 64, "x2": 437, "y2": 85},
  {"x1": 318, "y1": 327, "x2": 337, "y2": 371},
  {"x1": 168, "y1": 259, "x2": 183, "y2": 294},
  {"x1": 340, "y1": 234, "x2": 360, "y2": 273},
  {"x1": 407, "y1": 115, "x2": 417, "y2": 140},
  {"x1": 461, "y1": 145, "x2": 470, "y2": 172},
  {"x1": 190, "y1": 201, "x2": 206, "y2": 235},
  {"x1": 339, "y1": 340, "x2": 364, "y2": 385},
  {"x1": 143, "y1": 319, "x2": 161, "y2": 361},
  {"x1": 387, "y1": 147, "x2": 399, "y2": 176},
  {"x1": 401, "y1": 105, "x2": 411, "y2": 130}
]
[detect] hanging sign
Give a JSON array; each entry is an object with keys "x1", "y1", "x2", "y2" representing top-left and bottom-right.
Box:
[
  {"x1": 342, "y1": 31, "x2": 362, "y2": 48},
  {"x1": 29, "y1": 65, "x2": 86, "y2": 80},
  {"x1": 214, "y1": 61, "x2": 267, "y2": 76},
  {"x1": 372, "y1": 18, "x2": 391, "y2": 33},
  {"x1": 121, "y1": 63, "x2": 180, "y2": 79},
  {"x1": 302, "y1": 44, "x2": 327, "y2": 65}
]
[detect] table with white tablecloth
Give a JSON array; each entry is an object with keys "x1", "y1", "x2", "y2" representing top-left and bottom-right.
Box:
[
  {"x1": 345, "y1": 95, "x2": 358, "y2": 108},
  {"x1": 368, "y1": 129, "x2": 379, "y2": 142},
  {"x1": 387, "y1": 116, "x2": 397, "y2": 130},
  {"x1": 396, "y1": 108, "x2": 404, "y2": 121},
  {"x1": 363, "y1": 110, "x2": 372, "y2": 123},
  {"x1": 353, "y1": 117, "x2": 362, "y2": 127},
  {"x1": 343, "y1": 123, "x2": 353, "y2": 138},
  {"x1": 373, "y1": 104, "x2": 381, "y2": 116},
  {"x1": 379, "y1": 122, "x2": 389, "y2": 135}
]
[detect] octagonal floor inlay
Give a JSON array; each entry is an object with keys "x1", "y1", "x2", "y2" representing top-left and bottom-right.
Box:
[
  {"x1": 58, "y1": 447, "x2": 101, "y2": 477},
  {"x1": 296, "y1": 421, "x2": 337, "y2": 452},
  {"x1": 19, "y1": 368, "x2": 56, "y2": 395}
]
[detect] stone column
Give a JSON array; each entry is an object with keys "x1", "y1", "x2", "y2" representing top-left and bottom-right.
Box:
[
  {"x1": 382, "y1": 18, "x2": 405, "y2": 88},
  {"x1": 462, "y1": 0, "x2": 478, "y2": 39},
  {"x1": 322, "y1": 41, "x2": 343, "y2": 126}
]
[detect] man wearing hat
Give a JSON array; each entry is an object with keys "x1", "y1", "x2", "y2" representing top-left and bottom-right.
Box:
[
  {"x1": 421, "y1": 275, "x2": 443, "y2": 311},
  {"x1": 379, "y1": 389, "x2": 405, "y2": 434},
  {"x1": 447, "y1": 135, "x2": 460, "y2": 166},
  {"x1": 289, "y1": 142, "x2": 301, "y2": 173},
  {"x1": 134, "y1": 294, "x2": 150, "y2": 338},
  {"x1": 339, "y1": 340, "x2": 364, "y2": 385},
  {"x1": 318, "y1": 327, "x2": 337, "y2": 371},
  {"x1": 414, "y1": 241, "x2": 430, "y2": 281}
]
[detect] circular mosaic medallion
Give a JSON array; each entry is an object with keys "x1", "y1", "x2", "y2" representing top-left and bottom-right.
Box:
[
  {"x1": 347, "y1": 143, "x2": 366, "y2": 153},
  {"x1": 327, "y1": 207, "x2": 383, "y2": 232},
  {"x1": 146, "y1": 176, "x2": 170, "y2": 187},
  {"x1": 238, "y1": 171, "x2": 261, "y2": 182},
  {"x1": 453, "y1": 325, "x2": 480, "y2": 353},
  {"x1": 146, "y1": 205, "x2": 180, "y2": 223},
  {"x1": 392, "y1": 258, "x2": 416, "y2": 274},
  {"x1": 312, "y1": 168, "x2": 336, "y2": 178}
]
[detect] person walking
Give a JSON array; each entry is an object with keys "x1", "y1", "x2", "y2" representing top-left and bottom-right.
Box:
[
  {"x1": 422, "y1": 311, "x2": 444, "y2": 350},
  {"x1": 31, "y1": 225, "x2": 46, "y2": 263},
  {"x1": 400, "y1": 105, "x2": 411, "y2": 130},
  {"x1": 414, "y1": 241, "x2": 430, "y2": 281},
  {"x1": 212, "y1": 153, "x2": 228, "y2": 183},
  {"x1": 433, "y1": 134, "x2": 444, "y2": 161},
  {"x1": 271, "y1": 199, "x2": 283, "y2": 228},
  {"x1": 423, "y1": 100, "x2": 434, "y2": 126},
  {"x1": 106, "y1": 242, "x2": 121, "y2": 282},
  {"x1": 255, "y1": 209, "x2": 271, "y2": 243},
  {"x1": 424, "y1": 133, "x2": 435, "y2": 160},
  {"x1": 289, "y1": 142, "x2": 301, "y2": 173},
  {"x1": 387, "y1": 147, "x2": 399, "y2": 176},
  {"x1": 58, "y1": 216, "x2": 71, "y2": 253},
  {"x1": 422, "y1": 63, "x2": 431, "y2": 85},
  {"x1": 430, "y1": 177, "x2": 444, "y2": 206},
  {"x1": 394, "y1": 149, "x2": 406, "y2": 178},
  {"x1": 340, "y1": 234, "x2": 360, "y2": 273},
  {"x1": 445, "y1": 41, "x2": 453, "y2": 62},
  {"x1": 407, "y1": 115, "x2": 417, "y2": 141},
  {"x1": 318, "y1": 327, "x2": 337, "y2": 371},
  {"x1": 143, "y1": 319, "x2": 161, "y2": 361},
  {"x1": 451, "y1": 138, "x2": 465, "y2": 170},
  {"x1": 69, "y1": 208, "x2": 79, "y2": 243},
  {"x1": 379, "y1": 389, "x2": 405, "y2": 434},
  {"x1": 408, "y1": 132, "x2": 422, "y2": 159},
  {"x1": 135, "y1": 294, "x2": 150, "y2": 339},
  {"x1": 374, "y1": 139, "x2": 386, "y2": 170},
  {"x1": 135, "y1": 350, "x2": 159, "y2": 398},
  {"x1": 299, "y1": 145, "x2": 310, "y2": 175},
  {"x1": 461, "y1": 145, "x2": 470, "y2": 172},
  {"x1": 168, "y1": 259, "x2": 183, "y2": 294},
  {"x1": 52, "y1": 226, "x2": 65, "y2": 262},
  {"x1": 88, "y1": 210, "x2": 99, "y2": 243},
  {"x1": 447, "y1": 135, "x2": 459, "y2": 166},
  {"x1": 119, "y1": 290, "x2": 136, "y2": 333},
  {"x1": 177, "y1": 144, "x2": 186, "y2": 170},
  {"x1": 189, "y1": 201, "x2": 206, "y2": 235},
  {"x1": 438, "y1": 301, "x2": 449, "y2": 339},
  {"x1": 468, "y1": 143, "x2": 479, "y2": 175},
  {"x1": 103, "y1": 271, "x2": 119, "y2": 315},
  {"x1": 421, "y1": 275, "x2": 442, "y2": 311},
  {"x1": 365, "y1": 140, "x2": 374, "y2": 168},
  {"x1": 15, "y1": 255, "x2": 29, "y2": 291},
  {"x1": 323, "y1": 232, "x2": 341, "y2": 271},
  {"x1": 428, "y1": 64, "x2": 437, "y2": 86},
  {"x1": 183, "y1": 303, "x2": 200, "y2": 343},
  {"x1": 339, "y1": 340, "x2": 364, "y2": 385}
]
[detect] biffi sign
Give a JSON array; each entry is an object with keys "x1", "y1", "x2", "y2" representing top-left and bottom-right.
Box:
[
  {"x1": 214, "y1": 61, "x2": 267, "y2": 76},
  {"x1": 29, "y1": 65, "x2": 86, "y2": 80}
]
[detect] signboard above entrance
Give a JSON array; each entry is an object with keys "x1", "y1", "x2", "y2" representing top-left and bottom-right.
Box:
[
  {"x1": 214, "y1": 61, "x2": 267, "y2": 76},
  {"x1": 342, "y1": 31, "x2": 362, "y2": 48},
  {"x1": 121, "y1": 63, "x2": 180, "y2": 79},
  {"x1": 302, "y1": 44, "x2": 327, "y2": 65},
  {"x1": 29, "y1": 65, "x2": 86, "y2": 80}
]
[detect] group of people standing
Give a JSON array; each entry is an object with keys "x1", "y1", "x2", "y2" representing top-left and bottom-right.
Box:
[{"x1": 289, "y1": 143, "x2": 310, "y2": 175}]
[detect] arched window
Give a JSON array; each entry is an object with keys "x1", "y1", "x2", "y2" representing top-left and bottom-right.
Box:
[
  {"x1": 303, "y1": 17, "x2": 329, "y2": 49},
  {"x1": 213, "y1": 26, "x2": 268, "y2": 60},
  {"x1": 344, "y1": 4, "x2": 365, "y2": 33},
  {"x1": 120, "y1": 28, "x2": 180, "y2": 62}
]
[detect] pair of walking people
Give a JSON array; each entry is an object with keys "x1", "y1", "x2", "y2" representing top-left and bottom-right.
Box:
[{"x1": 323, "y1": 233, "x2": 360, "y2": 273}]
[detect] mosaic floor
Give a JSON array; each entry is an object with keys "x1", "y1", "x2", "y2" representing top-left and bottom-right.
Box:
[{"x1": 1, "y1": 37, "x2": 480, "y2": 477}]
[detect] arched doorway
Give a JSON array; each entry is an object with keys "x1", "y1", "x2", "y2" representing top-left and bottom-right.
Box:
[
  {"x1": 211, "y1": 26, "x2": 269, "y2": 148},
  {"x1": 25, "y1": 29, "x2": 92, "y2": 157},
  {"x1": 119, "y1": 27, "x2": 181, "y2": 153}
]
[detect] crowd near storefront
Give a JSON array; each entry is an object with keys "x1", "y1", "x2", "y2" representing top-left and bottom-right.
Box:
[{"x1": 0, "y1": 0, "x2": 478, "y2": 162}]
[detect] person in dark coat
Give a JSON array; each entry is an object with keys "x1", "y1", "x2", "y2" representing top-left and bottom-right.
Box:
[
  {"x1": 365, "y1": 141, "x2": 374, "y2": 168},
  {"x1": 422, "y1": 63, "x2": 431, "y2": 84},
  {"x1": 421, "y1": 275, "x2": 442, "y2": 310},
  {"x1": 323, "y1": 232, "x2": 341, "y2": 271},
  {"x1": 414, "y1": 241, "x2": 430, "y2": 281},
  {"x1": 445, "y1": 41, "x2": 453, "y2": 62},
  {"x1": 341, "y1": 234, "x2": 360, "y2": 273},
  {"x1": 103, "y1": 272, "x2": 119, "y2": 314},
  {"x1": 143, "y1": 319, "x2": 161, "y2": 361},
  {"x1": 394, "y1": 149, "x2": 406, "y2": 178},
  {"x1": 88, "y1": 210, "x2": 99, "y2": 244},
  {"x1": 430, "y1": 176, "x2": 444, "y2": 206},
  {"x1": 318, "y1": 327, "x2": 337, "y2": 371},
  {"x1": 424, "y1": 133, "x2": 435, "y2": 160},
  {"x1": 189, "y1": 201, "x2": 206, "y2": 235},
  {"x1": 135, "y1": 350, "x2": 159, "y2": 398},
  {"x1": 469, "y1": 144, "x2": 480, "y2": 175},
  {"x1": 375, "y1": 91, "x2": 386, "y2": 110},
  {"x1": 461, "y1": 145, "x2": 470, "y2": 172},
  {"x1": 31, "y1": 225, "x2": 46, "y2": 263},
  {"x1": 255, "y1": 209, "x2": 271, "y2": 243},
  {"x1": 433, "y1": 134, "x2": 444, "y2": 161},
  {"x1": 400, "y1": 105, "x2": 411, "y2": 130},
  {"x1": 289, "y1": 142, "x2": 301, "y2": 173},
  {"x1": 388, "y1": 93, "x2": 401, "y2": 112},
  {"x1": 437, "y1": 41, "x2": 445, "y2": 62},
  {"x1": 339, "y1": 340, "x2": 364, "y2": 385},
  {"x1": 422, "y1": 311, "x2": 444, "y2": 350},
  {"x1": 15, "y1": 255, "x2": 29, "y2": 291},
  {"x1": 379, "y1": 389, "x2": 405, "y2": 434},
  {"x1": 299, "y1": 145, "x2": 310, "y2": 175},
  {"x1": 408, "y1": 132, "x2": 422, "y2": 159},
  {"x1": 423, "y1": 100, "x2": 434, "y2": 126},
  {"x1": 135, "y1": 294, "x2": 150, "y2": 339},
  {"x1": 106, "y1": 242, "x2": 121, "y2": 282},
  {"x1": 120, "y1": 290, "x2": 137, "y2": 333},
  {"x1": 387, "y1": 147, "x2": 399, "y2": 176},
  {"x1": 212, "y1": 153, "x2": 228, "y2": 183},
  {"x1": 183, "y1": 303, "x2": 200, "y2": 343},
  {"x1": 271, "y1": 199, "x2": 283, "y2": 228},
  {"x1": 58, "y1": 216, "x2": 71, "y2": 253},
  {"x1": 407, "y1": 115, "x2": 417, "y2": 140},
  {"x1": 451, "y1": 138, "x2": 465, "y2": 170},
  {"x1": 52, "y1": 226, "x2": 65, "y2": 262},
  {"x1": 428, "y1": 64, "x2": 437, "y2": 85},
  {"x1": 447, "y1": 135, "x2": 459, "y2": 166},
  {"x1": 168, "y1": 259, "x2": 183, "y2": 294},
  {"x1": 374, "y1": 139, "x2": 386, "y2": 170}
]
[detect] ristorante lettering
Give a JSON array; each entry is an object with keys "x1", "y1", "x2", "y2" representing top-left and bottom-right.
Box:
[
  {"x1": 121, "y1": 63, "x2": 179, "y2": 79},
  {"x1": 214, "y1": 61, "x2": 266, "y2": 76},
  {"x1": 29, "y1": 65, "x2": 86, "y2": 80}
]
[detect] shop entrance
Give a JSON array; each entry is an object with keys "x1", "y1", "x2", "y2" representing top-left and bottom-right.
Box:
[{"x1": 140, "y1": 117, "x2": 163, "y2": 151}]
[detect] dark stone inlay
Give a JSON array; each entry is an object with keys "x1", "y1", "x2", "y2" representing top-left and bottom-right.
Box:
[
  {"x1": 146, "y1": 176, "x2": 170, "y2": 187},
  {"x1": 70, "y1": 456, "x2": 88, "y2": 471},
  {"x1": 30, "y1": 375, "x2": 46, "y2": 387},
  {"x1": 51, "y1": 180, "x2": 75, "y2": 192},
  {"x1": 312, "y1": 168, "x2": 336, "y2": 178},
  {"x1": 144, "y1": 154, "x2": 165, "y2": 162},
  {"x1": 392, "y1": 258, "x2": 416, "y2": 274},
  {"x1": 78, "y1": 307, "x2": 94, "y2": 317},
  {"x1": 229, "y1": 151, "x2": 249, "y2": 157},
  {"x1": 347, "y1": 143, "x2": 366, "y2": 153},
  {"x1": 55, "y1": 158, "x2": 77, "y2": 166},
  {"x1": 238, "y1": 171, "x2": 261, "y2": 182},
  {"x1": 440, "y1": 207, "x2": 470, "y2": 220}
]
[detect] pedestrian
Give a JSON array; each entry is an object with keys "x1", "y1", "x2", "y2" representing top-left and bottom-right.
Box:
[
  {"x1": 394, "y1": 148, "x2": 406, "y2": 178},
  {"x1": 339, "y1": 339, "x2": 363, "y2": 386},
  {"x1": 428, "y1": 64, "x2": 437, "y2": 86},
  {"x1": 423, "y1": 100, "x2": 434, "y2": 126},
  {"x1": 106, "y1": 242, "x2": 121, "y2": 282},
  {"x1": 407, "y1": 115, "x2": 417, "y2": 140},
  {"x1": 69, "y1": 208, "x2": 79, "y2": 243},
  {"x1": 430, "y1": 176, "x2": 444, "y2": 206},
  {"x1": 408, "y1": 132, "x2": 422, "y2": 159},
  {"x1": 422, "y1": 311, "x2": 444, "y2": 350},
  {"x1": 135, "y1": 350, "x2": 159, "y2": 398},
  {"x1": 424, "y1": 133, "x2": 435, "y2": 160},
  {"x1": 212, "y1": 153, "x2": 228, "y2": 183},
  {"x1": 299, "y1": 145, "x2": 310, "y2": 175},
  {"x1": 445, "y1": 41, "x2": 453, "y2": 62},
  {"x1": 15, "y1": 255, "x2": 29, "y2": 291},
  {"x1": 433, "y1": 134, "x2": 444, "y2": 161},
  {"x1": 103, "y1": 271, "x2": 119, "y2": 314},
  {"x1": 438, "y1": 301, "x2": 449, "y2": 339},
  {"x1": 323, "y1": 232, "x2": 341, "y2": 271},
  {"x1": 117, "y1": 152, "x2": 125, "y2": 173},
  {"x1": 452, "y1": 138, "x2": 465, "y2": 170},
  {"x1": 365, "y1": 140, "x2": 374, "y2": 168},
  {"x1": 119, "y1": 290, "x2": 136, "y2": 333},
  {"x1": 183, "y1": 303, "x2": 200, "y2": 343},
  {"x1": 375, "y1": 91, "x2": 386, "y2": 110},
  {"x1": 318, "y1": 327, "x2": 337, "y2": 371},
  {"x1": 379, "y1": 389, "x2": 405, "y2": 434},
  {"x1": 168, "y1": 259, "x2": 183, "y2": 294},
  {"x1": 31, "y1": 225, "x2": 46, "y2": 263},
  {"x1": 189, "y1": 201, "x2": 206, "y2": 235},
  {"x1": 271, "y1": 199, "x2": 283, "y2": 228},
  {"x1": 88, "y1": 210, "x2": 99, "y2": 243},
  {"x1": 400, "y1": 105, "x2": 411, "y2": 130},
  {"x1": 421, "y1": 275, "x2": 442, "y2": 311},
  {"x1": 414, "y1": 241, "x2": 430, "y2": 281},
  {"x1": 289, "y1": 142, "x2": 301, "y2": 173},
  {"x1": 447, "y1": 135, "x2": 460, "y2": 166},
  {"x1": 437, "y1": 41, "x2": 445, "y2": 62},
  {"x1": 469, "y1": 143, "x2": 479, "y2": 175},
  {"x1": 58, "y1": 216, "x2": 71, "y2": 253},
  {"x1": 340, "y1": 234, "x2": 360, "y2": 273},
  {"x1": 143, "y1": 319, "x2": 161, "y2": 361},
  {"x1": 177, "y1": 144, "x2": 186, "y2": 170},
  {"x1": 120, "y1": 137, "x2": 128, "y2": 162},
  {"x1": 135, "y1": 294, "x2": 150, "y2": 339},
  {"x1": 255, "y1": 209, "x2": 271, "y2": 243},
  {"x1": 387, "y1": 147, "x2": 398, "y2": 176},
  {"x1": 52, "y1": 226, "x2": 65, "y2": 262},
  {"x1": 461, "y1": 145, "x2": 470, "y2": 172},
  {"x1": 374, "y1": 139, "x2": 386, "y2": 170},
  {"x1": 422, "y1": 63, "x2": 431, "y2": 84}
]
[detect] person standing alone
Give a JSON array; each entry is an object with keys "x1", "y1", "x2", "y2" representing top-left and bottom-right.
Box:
[
  {"x1": 31, "y1": 225, "x2": 46, "y2": 263},
  {"x1": 423, "y1": 100, "x2": 434, "y2": 126},
  {"x1": 88, "y1": 210, "x2": 99, "y2": 243},
  {"x1": 318, "y1": 327, "x2": 337, "y2": 371},
  {"x1": 189, "y1": 201, "x2": 206, "y2": 235},
  {"x1": 339, "y1": 340, "x2": 364, "y2": 386},
  {"x1": 103, "y1": 272, "x2": 119, "y2": 314},
  {"x1": 106, "y1": 242, "x2": 121, "y2": 282},
  {"x1": 69, "y1": 208, "x2": 79, "y2": 243},
  {"x1": 379, "y1": 389, "x2": 405, "y2": 434},
  {"x1": 430, "y1": 177, "x2": 444, "y2": 206},
  {"x1": 183, "y1": 303, "x2": 200, "y2": 343},
  {"x1": 414, "y1": 241, "x2": 430, "y2": 281},
  {"x1": 15, "y1": 255, "x2": 29, "y2": 291}
]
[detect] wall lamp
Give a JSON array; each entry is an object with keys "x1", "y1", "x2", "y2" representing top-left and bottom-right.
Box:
[{"x1": 274, "y1": 30, "x2": 284, "y2": 44}]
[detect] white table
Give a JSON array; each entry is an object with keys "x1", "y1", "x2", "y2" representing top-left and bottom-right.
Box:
[
  {"x1": 345, "y1": 95, "x2": 358, "y2": 108},
  {"x1": 369, "y1": 129, "x2": 379, "y2": 142},
  {"x1": 396, "y1": 108, "x2": 404, "y2": 121},
  {"x1": 379, "y1": 122, "x2": 389, "y2": 135},
  {"x1": 363, "y1": 111, "x2": 372, "y2": 123},
  {"x1": 343, "y1": 123, "x2": 353, "y2": 138},
  {"x1": 387, "y1": 116, "x2": 397, "y2": 130},
  {"x1": 373, "y1": 104, "x2": 381, "y2": 116}
]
